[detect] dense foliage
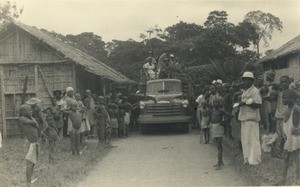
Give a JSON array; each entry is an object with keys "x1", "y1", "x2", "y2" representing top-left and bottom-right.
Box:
[
  {"x1": 42, "y1": 10, "x2": 281, "y2": 90},
  {"x1": 0, "y1": 1, "x2": 23, "y2": 25}
]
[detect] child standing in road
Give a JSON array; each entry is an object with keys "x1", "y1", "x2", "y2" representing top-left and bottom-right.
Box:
[
  {"x1": 42, "y1": 115, "x2": 59, "y2": 164},
  {"x1": 118, "y1": 105, "x2": 126, "y2": 137},
  {"x1": 108, "y1": 103, "x2": 119, "y2": 138},
  {"x1": 231, "y1": 93, "x2": 242, "y2": 151},
  {"x1": 75, "y1": 93, "x2": 89, "y2": 145},
  {"x1": 200, "y1": 100, "x2": 211, "y2": 144},
  {"x1": 210, "y1": 98, "x2": 232, "y2": 170},
  {"x1": 122, "y1": 97, "x2": 133, "y2": 137}
]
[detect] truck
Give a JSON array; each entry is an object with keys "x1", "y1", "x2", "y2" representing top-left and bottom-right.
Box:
[{"x1": 137, "y1": 78, "x2": 192, "y2": 133}]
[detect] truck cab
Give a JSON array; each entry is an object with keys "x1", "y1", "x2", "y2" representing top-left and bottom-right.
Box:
[{"x1": 137, "y1": 79, "x2": 191, "y2": 133}]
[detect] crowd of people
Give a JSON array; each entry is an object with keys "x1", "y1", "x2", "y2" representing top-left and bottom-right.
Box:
[
  {"x1": 195, "y1": 71, "x2": 300, "y2": 185},
  {"x1": 18, "y1": 87, "x2": 135, "y2": 185},
  {"x1": 17, "y1": 65, "x2": 300, "y2": 185}
]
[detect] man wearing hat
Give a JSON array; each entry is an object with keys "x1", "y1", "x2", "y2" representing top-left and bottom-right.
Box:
[{"x1": 238, "y1": 71, "x2": 262, "y2": 165}]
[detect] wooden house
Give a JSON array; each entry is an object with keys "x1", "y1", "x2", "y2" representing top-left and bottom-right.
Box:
[
  {"x1": 259, "y1": 35, "x2": 300, "y2": 82},
  {"x1": 0, "y1": 22, "x2": 132, "y2": 138}
]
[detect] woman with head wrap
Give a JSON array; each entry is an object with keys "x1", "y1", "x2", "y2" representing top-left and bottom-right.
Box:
[{"x1": 61, "y1": 87, "x2": 77, "y2": 136}]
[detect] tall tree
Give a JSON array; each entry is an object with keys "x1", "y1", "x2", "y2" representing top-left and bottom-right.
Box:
[
  {"x1": 244, "y1": 10, "x2": 283, "y2": 59},
  {"x1": 204, "y1": 10, "x2": 229, "y2": 28},
  {"x1": 66, "y1": 32, "x2": 108, "y2": 62},
  {"x1": 107, "y1": 39, "x2": 149, "y2": 81},
  {"x1": 232, "y1": 21, "x2": 259, "y2": 50},
  {"x1": 0, "y1": 1, "x2": 23, "y2": 25},
  {"x1": 196, "y1": 10, "x2": 236, "y2": 62},
  {"x1": 140, "y1": 25, "x2": 165, "y2": 53},
  {"x1": 164, "y1": 21, "x2": 203, "y2": 42}
]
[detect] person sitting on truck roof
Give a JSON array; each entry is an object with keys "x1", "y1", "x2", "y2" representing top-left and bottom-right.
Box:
[
  {"x1": 158, "y1": 57, "x2": 172, "y2": 79},
  {"x1": 148, "y1": 51, "x2": 157, "y2": 65},
  {"x1": 143, "y1": 57, "x2": 156, "y2": 80},
  {"x1": 157, "y1": 53, "x2": 169, "y2": 72}
]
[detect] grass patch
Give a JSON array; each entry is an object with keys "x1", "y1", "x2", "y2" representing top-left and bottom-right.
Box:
[
  {"x1": 223, "y1": 136, "x2": 296, "y2": 186},
  {"x1": 0, "y1": 137, "x2": 110, "y2": 186}
]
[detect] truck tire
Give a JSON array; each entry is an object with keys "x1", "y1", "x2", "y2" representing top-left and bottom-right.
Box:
[
  {"x1": 182, "y1": 124, "x2": 190, "y2": 133},
  {"x1": 140, "y1": 125, "x2": 148, "y2": 134}
]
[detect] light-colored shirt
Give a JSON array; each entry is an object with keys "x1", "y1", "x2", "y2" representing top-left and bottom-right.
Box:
[
  {"x1": 238, "y1": 84, "x2": 262, "y2": 122},
  {"x1": 143, "y1": 62, "x2": 156, "y2": 78}
]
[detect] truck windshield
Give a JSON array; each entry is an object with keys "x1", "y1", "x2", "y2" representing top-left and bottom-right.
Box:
[{"x1": 147, "y1": 81, "x2": 182, "y2": 93}]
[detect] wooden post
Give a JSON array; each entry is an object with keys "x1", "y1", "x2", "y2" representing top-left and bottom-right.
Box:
[
  {"x1": 37, "y1": 65, "x2": 53, "y2": 98},
  {"x1": 72, "y1": 63, "x2": 76, "y2": 91},
  {"x1": 16, "y1": 28, "x2": 20, "y2": 62},
  {"x1": 0, "y1": 66, "x2": 6, "y2": 139},
  {"x1": 102, "y1": 79, "x2": 106, "y2": 96},
  {"x1": 34, "y1": 65, "x2": 39, "y2": 98},
  {"x1": 21, "y1": 76, "x2": 28, "y2": 105}
]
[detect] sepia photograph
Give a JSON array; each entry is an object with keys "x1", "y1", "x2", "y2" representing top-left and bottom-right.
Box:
[{"x1": 0, "y1": 0, "x2": 300, "y2": 186}]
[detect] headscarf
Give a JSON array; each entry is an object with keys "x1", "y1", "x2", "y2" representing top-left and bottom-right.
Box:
[{"x1": 66, "y1": 87, "x2": 74, "y2": 93}]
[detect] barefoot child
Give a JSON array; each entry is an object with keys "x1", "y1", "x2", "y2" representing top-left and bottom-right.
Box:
[
  {"x1": 200, "y1": 100, "x2": 211, "y2": 144},
  {"x1": 210, "y1": 98, "x2": 232, "y2": 170},
  {"x1": 108, "y1": 103, "x2": 119, "y2": 138},
  {"x1": 19, "y1": 104, "x2": 40, "y2": 185},
  {"x1": 75, "y1": 93, "x2": 89, "y2": 146},
  {"x1": 42, "y1": 98, "x2": 63, "y2": 136},
  {"x1": 279, "y1": 89, "x2": 300, "y2": 185},
  {"x1": 41, "y1": 115, "x2": 59, "y2": 164},
  {"x1": 60, "y1": 100, "x2": 82, "y2": 155},
  {"x1": 95, "y1": 96, "x2": 110, "y2": 145},
  {"x1": 122, "y1": 97, "x2": 133, "y2": 137},
  {"x1": 118, "y1": 104, "x2": 126, "y2": 137}
]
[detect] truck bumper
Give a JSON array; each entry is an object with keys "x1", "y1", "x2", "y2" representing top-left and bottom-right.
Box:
[{"x1": 137, "y1": 115, "x2": 191, "y2": 125}]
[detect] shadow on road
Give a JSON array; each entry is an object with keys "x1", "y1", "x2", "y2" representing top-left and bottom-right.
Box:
[{"x1": 139, "y1": 125, "x2": 195, "y2": 136}]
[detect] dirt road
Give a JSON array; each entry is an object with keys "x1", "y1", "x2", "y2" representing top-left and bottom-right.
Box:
[{"x1": 78, "y1": 130, "x2": 249, "y2": 187}]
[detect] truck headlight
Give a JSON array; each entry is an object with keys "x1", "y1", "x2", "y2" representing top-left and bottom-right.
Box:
[
  {"x1": 182, "y1": 100, "x2": 189, "y2": 108},
  {"x1": 139, "y1": 101, "x2": 145, "y2": 109}
]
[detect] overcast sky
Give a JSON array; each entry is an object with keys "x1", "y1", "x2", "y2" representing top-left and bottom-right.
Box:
[{"x1": 4, "y1": 0, "x2": 300, "y2": 53}]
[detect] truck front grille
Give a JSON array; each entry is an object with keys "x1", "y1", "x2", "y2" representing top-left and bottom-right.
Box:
[{"x1": 146, "y1": 104, "x2": 182, "y2": 116}]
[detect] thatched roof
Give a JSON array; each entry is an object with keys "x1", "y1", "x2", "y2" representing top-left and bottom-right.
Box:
[
  {"x1": 259, "y1": 34, "x2": 300, "y2": 63},
  {"x1": 3, "y1": 22, "x2": 133, "y2": 83}
]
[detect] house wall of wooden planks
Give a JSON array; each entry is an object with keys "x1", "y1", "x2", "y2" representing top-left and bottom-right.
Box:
[{"x1": 0, "y1": 27, "x2": 107, "y2": 138}]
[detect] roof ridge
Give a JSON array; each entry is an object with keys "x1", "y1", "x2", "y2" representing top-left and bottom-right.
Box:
[
  {"x1": 12, "y1": 22, "x2": 132, "y2": 83},
  {"x1": 259, "y1": 34, "x2": 300, "y2": 63}
]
